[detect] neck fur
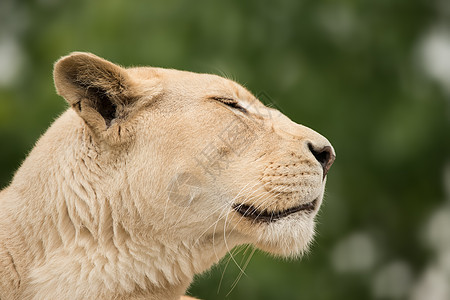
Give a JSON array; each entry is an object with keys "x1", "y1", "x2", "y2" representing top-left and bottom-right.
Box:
[{"x1": 2, "y1": 110, "x2": 237, "y2": 299}]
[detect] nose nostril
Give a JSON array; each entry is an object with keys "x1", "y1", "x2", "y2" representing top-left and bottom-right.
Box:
[
  {"x1": 314, "y1": 149, "x2": 330, "y2": 167},
  {"x1": 308, "y1": 144, "x2": 335, "y2": 179}
]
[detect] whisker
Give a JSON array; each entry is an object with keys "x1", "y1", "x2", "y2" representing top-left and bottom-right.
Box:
[
  {"x1": 217, "y1": 245, "x2": 248, "y2": 294},
  {"x1": 194, "y1": 181, "x2": 259, "y2": 246},
  {"x1": 220, "y1": 182, "x2": 264, "y2": 276},
  {"x1": 227, "y1": 184, "x2": 293, "y2": 236},
  {"x1": 226, "y1": 246, "x2": 257, "y2": 296},
  {"x1": 227, "y1": 187, "x2": 275, "y2": 235},
  {"x1": 222, "y1": 204, "x2": 247, "y2": 275},
  {"x1": 250, "y1": 185, "x2": 292, "y2": 225}
]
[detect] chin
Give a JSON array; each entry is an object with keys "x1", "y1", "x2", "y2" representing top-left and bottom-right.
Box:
[
  {"x1": 253, "y1": 215, "x2": 317, "y2": 258},
  {"x1": 230, "y1": 193, "x2": 322, "y2": 258},
  {"x1": 229, "y1": 208, "x2": 318, "y2": 258}
]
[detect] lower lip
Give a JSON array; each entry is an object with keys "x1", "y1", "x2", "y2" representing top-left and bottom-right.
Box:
[{"x1": 232, "y1": 199, "x2": 318, "y2": 223}]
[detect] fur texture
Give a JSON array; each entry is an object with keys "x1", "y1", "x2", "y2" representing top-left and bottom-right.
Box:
[{"x1": 0, "y1": 53, "x2": 335, "y2": 299}]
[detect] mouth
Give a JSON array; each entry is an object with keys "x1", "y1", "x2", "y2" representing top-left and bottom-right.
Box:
[{"x1": 232, "y1": 199, "x2": 318, "y2": 223}]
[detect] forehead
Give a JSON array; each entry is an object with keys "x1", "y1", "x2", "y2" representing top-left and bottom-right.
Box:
[{"x1": 127, "y1": 66, "x2": 257, "y2": 101}]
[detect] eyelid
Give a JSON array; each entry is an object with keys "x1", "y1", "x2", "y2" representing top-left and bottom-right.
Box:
[
  {"x1": 210, "y1": 96, "x2": 237, "y2": 103},
  {"x1": 210, "y1": 96, "x2": 248, "y2": 113}
]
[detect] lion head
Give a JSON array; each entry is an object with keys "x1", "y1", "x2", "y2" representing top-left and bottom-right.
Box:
[{"x1": 53, "y1": 52, "x2": 335, "y2": 261}]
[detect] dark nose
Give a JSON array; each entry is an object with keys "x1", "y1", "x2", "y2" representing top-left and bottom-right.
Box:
[{"x1": 308, "y1": 144, "x2": 335, "y2": 179}]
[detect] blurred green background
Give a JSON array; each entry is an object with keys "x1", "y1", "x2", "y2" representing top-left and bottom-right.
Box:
[{"x1": 1, "y1": 0, "x2": 450, "y2": 299}]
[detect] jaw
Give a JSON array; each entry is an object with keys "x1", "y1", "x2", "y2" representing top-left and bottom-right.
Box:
[
  {"x1": 225, "y1": 209, "x2": 318, "y2": 258},
  {"x1": 228, "y1": 194, "x2": 323, "y2": 258}
]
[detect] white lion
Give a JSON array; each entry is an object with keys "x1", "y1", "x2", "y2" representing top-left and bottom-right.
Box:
[{"x1": 0, "y1": 52, "x2": 335, "y2": 300}]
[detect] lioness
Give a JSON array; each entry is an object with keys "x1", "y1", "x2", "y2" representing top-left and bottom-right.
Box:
[{"x1": 0, "y1": 53, "x2": 335, "y2": 300}]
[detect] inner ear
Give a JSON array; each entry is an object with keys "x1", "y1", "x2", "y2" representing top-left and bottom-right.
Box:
[
  {"x1": 96, "y1": 91, "x2": 117, "y2": 127},
  {"x1": 84, "y1": 86, "x2": 118, "y2": 127}
]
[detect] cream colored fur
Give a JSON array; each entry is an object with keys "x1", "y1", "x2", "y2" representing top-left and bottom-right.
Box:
[{"x1": 0, "y1": 53, "x2": 335, "y2": 300}]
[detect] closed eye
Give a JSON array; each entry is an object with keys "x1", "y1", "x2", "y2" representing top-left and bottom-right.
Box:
[{"x1": 210, "y1": 96, "x2": 247, "y2": 113}]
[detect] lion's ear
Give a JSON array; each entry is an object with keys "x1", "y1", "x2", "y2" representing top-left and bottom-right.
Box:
[{"x1": 53, "y1": 52, "x2": 139, "y2": 142}]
